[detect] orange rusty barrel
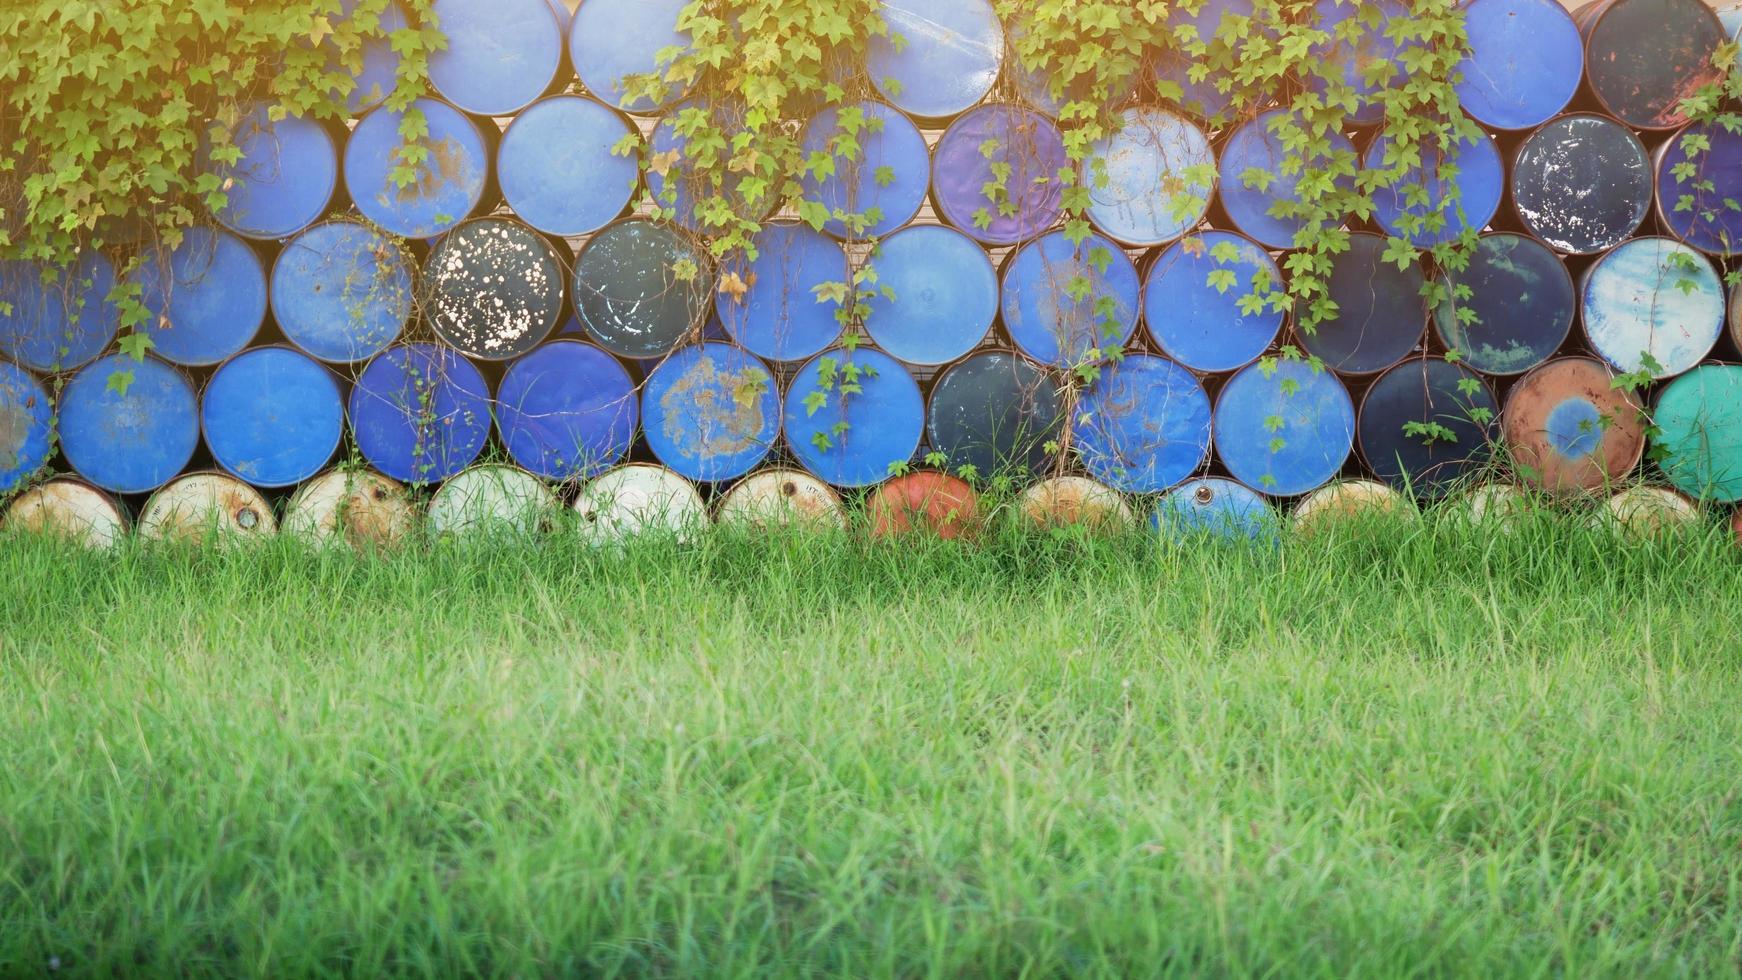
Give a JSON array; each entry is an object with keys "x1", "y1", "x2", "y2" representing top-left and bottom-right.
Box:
[
  {"x1": 1015, "y1": 475, "x2": 1133, "y2": 533},
  {"x1": 867, "y1": 472, "x2": 981, "y2": 540},
  {"x1": 1503, "y1": 357, "x2": 1645, "y2": 495}
]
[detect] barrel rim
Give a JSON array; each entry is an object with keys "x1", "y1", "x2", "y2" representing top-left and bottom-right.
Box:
[
  {"x1": 199, "y1": 343, "x2": 346, "y2": 490},
  {"x1": 422, "y1": 214, "x2": 569, "y2": 362}
]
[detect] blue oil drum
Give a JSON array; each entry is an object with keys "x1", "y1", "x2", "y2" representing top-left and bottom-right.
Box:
[
  {"x1": 424, "y1": 217, "x2": 565, "y2": 361},
  {"x1": 716, "y1": 222, "x2": 848, "y2": 363},
  {"x1": 784, "y1": 347, "x2": 924, "y2": 487},
  {"x1": 925, "y1": 351, "x2": 1063, "y2": 479},
  {"x1": 570, "y1": 0, "x2": 692, "y2": 114},
  {"x1": 1001, "y1": 231, "x2": 1140, "y2": 368},
  {"x1": 572, "y1": 217, "x2": 713, "y2": 359},
  {"x1": 1152, "y1": 477, "x2": 1279, "y2": 544},
  {"x1": 1432, "y1": 233, "x2": 1575, "y2": 376},
  {"x1": 641, "y1": 342, "x2": 780, "y2": 482},
  {"x1": 1357, "y1": 359, "x2": 1499, "y2": 497},
  {"x1": 868, "y1": 0, "x2": 1002, "y2": 121},
  {"x1": 798, "y1": 100, "x2": 930, "y2": 240},
  {"x1": 1300, "y1": 232, "x2": 1425, "y2": 376},
  {"x1": 1454, "y1": 0, "x2": 1583, "y2": 130},
  {"x1": 1149, "y1": 0, "x2": 1254, "y2": 121},
  {"x1": 1213, "y1": 358, "x2": 1355, "y2": 497},
  {"x1": 1076, "y1": 354, "x2": 1211, "y2": 494},
  {"x1": 932, "y1": 104, "x2": 1067, "y2": 247},
  {"x1": 201, "y1": 346, "x2": 344, "y2": 488},
  {"x1": 129, "y1": 227, "x2": 267, "y2": 367},
  {"x1": 345, "y1": 97, "x2": 489, "y2": 239},
  {"x1": 428, "y1": 0, "x2": 564, "y2": 116},
  {"x1": 1510, "y1": 114, "x2": 1651, "y2": 255},
  {"x1": 349, "y1": 343, "x2": 491, "y2": 484},
  {"x1": 497, "y1": 339, "x2": 638, "y2": 481},
  {"x1": 1581, "y1": 237, "x2": 1725, "y2": 379},
  {"x1": 271, "y1": 220, "x2": 413, "y2": 364},
  {"x1": 0, "y1": 253, "x2": 120, "y2": 373},
  {"x1": 1578, "y1": 0, "x2": 1727, "y2": 131},
  {"x1": 1011, "y1": 31, "x2": 1137, "y2": 118},
  {"x1": 203, "y1": 103, "x2": 338, "y2": 241},
  {"x1": 1309, "y1": 0, "x2": 1410, "y2": 125},
  {"x1": 58, "y1": 354, "x2": 199, "y2": 494},
  {"x1": 646, "y1": 102, "x2": 766, "y2": 233},
  {"x1": 334, "y1": 0, "x2": 410, "y2": 114},
  {"x1": 1218, "y1": 110, "x2": 1357, "y2": 250},
  {"x1": 862, "y1": 224, "x2": 997, "y2": 366},
  {"x1": 0, "y1": 362, "x2": 51, "y2": 493},
  {"x1": 498, "y1": 95, "x2": 638, "y2": 237},
  {"x1": 1143, "y1": 230, "x2": 1285, "y2": 373},
  {"x1": 1087, "y1": 106, "x2": 1214, "y2": 247},
  {"x1": 1654, "y1": 364, "x2": 1742, "y2": 503},
  {"x1": 1365, "y1": 129, "x2": 1504, "y2": 247},
  {"x1": 1656, "y1": 120, "x2": 1742, "y2": 257}
]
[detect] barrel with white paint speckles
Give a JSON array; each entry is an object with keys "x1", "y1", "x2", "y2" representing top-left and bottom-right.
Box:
[
  {"x1": 1580, "y1": 237, "x2": 1725, "y2": 379},
  {"x1": 641, "y1": 342, "x2": 780, "y2": 483},
  {"x1": 424, "y1": 217, "x2": 566, "y2": 362},
  {"x1": 867, "y1": 0, "x2": 1003, "y2": 122},
  {"x1": 572, "y1": 218, "x2": 713, "y2": 360},
  {"x1": 344, "y1": 97, "x2": 490, "y2": 239},
  {"x1": 1509, "y1": 114, "x2": 1651, "y2": 256}
]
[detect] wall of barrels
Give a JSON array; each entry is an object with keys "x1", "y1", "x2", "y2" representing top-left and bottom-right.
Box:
[{"x1": 1, "y1": 0, "x2": 1740, "y2": 546}]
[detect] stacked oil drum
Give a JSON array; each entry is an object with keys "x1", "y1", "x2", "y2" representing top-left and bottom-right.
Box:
[{"x1": 2, "y1": 0, "x2": 1740, "y2": 546}]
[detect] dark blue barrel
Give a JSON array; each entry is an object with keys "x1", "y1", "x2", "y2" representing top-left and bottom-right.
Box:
[
  {"x1": 1454, "y1": 0, "x2": 1583, "y2": 130},
  {"x1": 1300, "y1": 232, "x2": 1425, "y2": 375},
  {"x1": 783, "y1": 347, "x2": 924, "y2": 487},
  {"x1": 0, "y1": 362, "x2": 51, "y2": 493},
  {"x1": 1152, "y1": 477, "x2": 1279, "y2": 544},
  {"x1": 1432, "y1": 233, "x2": 1575, "y2": 376},
  {"x1": 862, "y1": 224, "x2": 997, "y2": 366},
  {"x1": 58, "y1": 354, "x2": 199, "y2": 494},
  {"x1": 271, "y1": 220, "x2": 412, "y2": 364},
  {"x1": 867, "y1": 0, "x2": 1003, "y2": 121},
  {"x1": 570, "y1": 0, "x2": 692, "y2": 113},
  {"x1": 497, "y1": 339, "x2": 638, "y2": 480},
  {"x1": 1087, "y1": 106, "x2": 1214, "y2": 246},
  {"x1": 498, "y1": 95, "x2": 638, "y2": 237},
  {"x1": 202, "y1": 346, "x2": 344, "y2": 488},
  {"x1": 798, "y1": 100, "x2": 930, "y2": 240},
  {"x1": 1213, "y1": 358, "x2": 1355, "y2": 497},
  {"x1": 932, "y1": 104, "x2": 1067, "y2": 246},
  {"x1": 344, "y1": 97, "x2": 489, "y2": 239},
  {"x1": 0, "y1": 253, "x2": 119, "y2": 373},
  {"x1": 641, "y1": 342, "x2": 780, "y2": 482},
  {"x1": 1357, "y1": 359, "x2": 1499, "y2": 497},
  {"x1": 926, "y1": 351, "x2": 1063, "y2": 479},
  {"x1": 1581, "y1": 237, "x2": 1725, "y2": 379},
  {"x1": 129, "y1": 227, "x2": 267, "y2": 367},
  {"x1": 1656, "y1": 120, "x2": 1742, "y2": 256},
  {"x1": 1509, "y1": 114, "x2": 1651, "y2": 255},
  {"x1": 1149, "y1": 0, "x2": 1254, "y2": 121},
  {"x1": 1218, "y1": 110, "x2": 1357, "y2": 250},
  {"x1": 424, "y1": 217, "x2": 565, "y2": 361},
  {"x1": 1365, "y1": 129, "x2": 1504, "y2": 247},
  {"x1": 203, "y1": 103, "x2": 337, "y2": 240},
  {"x1": 1001, "y1": 231, "x2": 1140, "y2": 368},
  {"x1": 1076, "y1": 354, "x2": 1211, "y2": 494},
  {"x1": 1143, "y1": 231, "x2": 1285, "y2": 373},
  {"x1": 1310, "y1": 0, "x2": 1409, "y2": 125},
  {"x1": 335, "y1": 0, "x2": 409, "y2": 114},
  {"x1": 716, "y1": 222, "x2": 848, "y2": 363},
  {"x1": 572, "y1": 217, "x2": 713, "y2": 359},
  {"x1": 1578, "y1": 0, "x2": 1727, "y2": 131},
  {"x1": 348, "y1": 343, "x2": 491, "y2": 484},
  {"x1": 427, "y1": 0, "x2": 564, "y2": 116}
]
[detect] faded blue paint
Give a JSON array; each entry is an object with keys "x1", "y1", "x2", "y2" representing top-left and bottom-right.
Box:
[
  {"x1": 1152, "y1": 477, "x2": 1279, "y2": 544},
  {"x1": 1454, "y1": 0, "x2": 1583, "y2": 130},
  {"x1": 1581, "y1": 237, "x2": 1724, "y2": 378},
  {"x1": 0, "y1": 362, "x2": 51, "y2": 493},
  {"x1": 428, "y1": 0, "x2": 563, "y2": 116},
  {"x1": 1432, "y1": 233, "x2": 1574, "y2": 375},
  {"x1": 784, "y1": 347, "x2": 924, "y2": 488},
  {"x1": 716, "y1": 223, "x2": 847, "y2": 363},
  {"x1": 1144, "y1": 230, "x2": 1284, "y2": 373},
  {"x1": 1367, "y1": 129, "x2": 1504, "y2": 247},
  {"x1": 498, "y1": 96, "x2": 639, "y2": 237},
  {"x1": 202, "y1": 347, "x2": 343, "y2": 488},
  {"x1": 570, "y1": 0, "x2": 692, "y2": 113},
  {"x1": 272, "y1": 221, "x2": 412, "y2": 364},
  {"x1": 1214, "y1": 359, "x2": 1354, "y2": 498},
  {"x1": 1218, "y1": 110, "x2": 1356, "y2": 250},
  {"x1": 867, "y1": 0, "x2": 1002, "y2": 120},
  {"x1": 799, "y1": 101, "x2": 930, "y2": 239},
  {"x1": 204, "y1": 103, "x2": 337, "y2": 240},
  {"x1": 344, "y1": 98, "x2": 488, "y2": 239},
  {"x1": 0, "y1": 253, "x2": 119, "y2": 373},
  {"x1": 130, "y1": 227, "x2": 267, "y2": 367},
  {"x1": 863, "y1": 224, "x2": 997, "y2": 366},
  {"x1": 1002, "y1": 231, "x2": 1139, "y2": 369},
  {"x1": 1086, "y1": 106, "x2": 1214, "y2": 246},
  {"x1": 58, "y1": 355, "x2": 199, "y2": 494},
  {"x1": 642, "y1": 342, "x2": 779, "y2": 483},
  {"x1": 498, "y1": 340, "x2": 638, "y2": 481},
  {"x1": 1076, "y1": 354, "x2": 1211, "y2": 494}
]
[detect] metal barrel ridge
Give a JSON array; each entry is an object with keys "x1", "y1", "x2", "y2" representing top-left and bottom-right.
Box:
[
  {"x1": 348, "y1": 343, "x2": 492, "y2": 484},
  {"x1": 1365, "y1": 128, "x2": 1504, "y2": 248},
  {"x1": 640, "y1": 342, "x2": 780, "y2": 483},
  {"x1": 1503, "y1": 357, "x2": 1645, "y2": 494},
  {"x1": 57, "y1": 354, "x2": 199, "y2": 495},
  {"x1": 0, "y1": 252, "x2": 120, "y2": 374},
  {"x1": 1001, "y1": 230, "x2": 1140, "y2": 369},
  {"x1": 0, "y1": 477, "x2": 128, "y2": 548},
  {"x1": 1509, "y1": 114, "x2": 1651, "y2": 256},
  {"x1": 1152, "y1": 477, "x2": 1280, "y2": 545},
  {"x1": 783, "y1": 347, "x2": 924, "y2": 489},
  {"x1": 798, "y1": 100, "x2": 930, "y2": 241},
  {"x1": 925, "y1": 351, "x2": 1063, "y2": 481},
  {"x1": 1357, "y1": 359, "x2": 1500, "y2": 498},
  {"x1": 932, "y1": 104, "x2": 1067, "y2": 247},
  {"x1": 0, "y1": 361, "x2": 52, "y2": 494},
  {"x1": 1653, "y1": 365, "x2": 1742, "y2": 504},
  {"x1": 497, "y1": 339, "x2": 638, "y2": 482},
  {"x1": 1217, "y1": 110, "x2": 1357, "y2": 250},
  {"x1": 344, "y1": 97, "x2": 490, "y2": 239},
  {"x1": 424, "y1": 216, "x2": 566, "y2": 361},
  {"x1": 1575, "y1": 0, "x2": 1727, "y2": 132},
  {"x1": 202, "y1": 103, "x2": 339, "y2": 241},
  {"x1": 497, "y1": 95, "x2": 639, "y2": 238},
  {"x1": 1298, "y1": 232, "x2": 1426, "y2": 376},
  {"x1": 202, "y1": 346, "x2": 345, "y2": 489},
  {"x1": 1453, "y1": 0, "x2": 1584, "y2": 131},
  {"x1": 1580, "y1": 237, "x2": 1725, "y2": 379},
  {"x1": 570, "y1": 0, "x2": 693, "y2": 114},
  {"x1": 1075, "y1": 353, "x2": 1212, "y2": 495},
  {"x1": 1143, "y1": 230, "x2": 1285, "y2": 374},
  {"x1": 868, "y1": 0, "x2": 1003, "y2": 122},
  {"x1": 572, "y1": 218, "x2": 713, "y2": 360},
  {"x1": 716, "y1": 221, "x2": 848, "y2": 363},
  {"x1": 867, "y1": 472, "x2": 981, "y2": 540},
  {"x1": 862, "y1": 224, "x2": 998, "y2": 366},
  {"x1": 1655, "y1": 120, "x2": 1742, "y2": 257},
  {"x1": 1086, "y1": 106, "x2": 1215, "y2": 248},
  {"x1": 1213, "y1": 358, "x2": 1355, "y2": 498},
  {"x1": 128, "y1": 227, "x2": 267, "y2": 367},
  {"x1": 139, "y1": 471, "x2": 277, "y2": 545},
  {"x1": 427, "y1": 464, "x2": 561, "y2": 536},
  {"x1": 1432, "y1": 233, "x2": 1576, "y2": 377},
  {"x1": 271, "y1": 220, "x2": 413, "y2": 365},
  {"x1": 427, "y1": 0, "x2": 565, "y2": 117}
]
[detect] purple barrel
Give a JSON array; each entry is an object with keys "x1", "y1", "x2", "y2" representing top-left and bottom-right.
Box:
[
  {"x1": 349, "y1": 343, "x2": 492, "y2": 484},
  {"x1": 932, "y1": 104, "x2": 1066, "y2": 247},
  {"x1": 1510, "y1": 114, "x2": 1651, "y2": 256},
  {"x1": 1656, "y1": 120, "x2": 1742, "y2": 257},
  {"x1": 1298, "y1": 232, "x2": 1426, "y2": 376},
  {"x1": 1454, "y1": 0, "x2": 1583, "y2": 131},
  {"x1": 1575, "y1": 0, "x2": 1727, "y2": 131}
]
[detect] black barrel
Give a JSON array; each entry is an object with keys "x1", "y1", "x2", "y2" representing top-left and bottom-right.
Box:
[
  {"x1": 925, "y1": 351, "x2": 1063, "y2": 481},
  {"x1": 1574, "y1": 0, "x2": 1727, "y2": 131},
  {"x1": 1297, "y1": 232, "x2": 1426, "y2": 376},
  {"x1": 1510, "y1": 113, "x2": 1651, "y2": 255},
  {"x1": 1357, "y1": 359, "x2": 1500, "y2": 497},
  {"x1": 571, "y1": 217, "x2": 713, "y2": 360},
  {"x1": 423, "y1": 216, "x2": 566, "y2": 361},
  {"x1": 1431, "y1": 233, "x2": 1576, "y2": 376}
]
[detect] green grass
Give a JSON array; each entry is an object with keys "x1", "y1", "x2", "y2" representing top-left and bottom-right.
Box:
[{"x1": 3, "y1": 515, "x2": 1742, "y2": 977}]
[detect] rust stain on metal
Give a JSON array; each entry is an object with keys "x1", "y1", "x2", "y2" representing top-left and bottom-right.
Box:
[
  {"x1": 392, "y1": 136, "x2": 467, "y2": 204},
  {"x1": 869, "y1": 472, "x2": 981, "y2": 540},
  {"x1": 659, "y1": 355, "x2": 766, "y2": 458},
  {"x1": 1503, "y1": 357, "x2": 1644, "y2": 495}
]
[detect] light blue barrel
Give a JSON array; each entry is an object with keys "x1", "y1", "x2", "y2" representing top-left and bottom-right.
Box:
[
  {"x1": 1143, "y1": 231, "x2": 1285, "y2": 373},
  {"x1": 646, "y1": 102, "x2": 765, "y2": 233},
  {"x1": 716, "y1": 222, "x2": 848, "y2": 363},
  {"x1": 498, "y1": 95, "x2": 638, "y2": 237},
  {"x1": 335, "y1": 0, "x2": 410, "y2": 114},
  {"x1": 0, "y1": 253, "x2": 120, "y2": 373},
  {"x1": 932, "y1": 104, "x2": 1067, "y2": 246},
  {"x1": 570, "y1": 0, "x2": 692, "y2": 113},
  {"x1": 428, "y1": 0, "x2": 564, "y2": 116},
  {"x1": 202, "y1": 346, "x2": 344, "y2": 488},
  {"x1": 1152, "y1": 477, "x2": 1279, "y2": 544},
  {"x1": 345, "y1": 97, "x2": 489, "y2": 239},
  {"x1": 1656, "y1": 120, "x2": 1742, "y2": 256},
  {"x1": 545, "y1": 0, "x2": 571, "y2": 32},
  {"x1": 271, "y1": 221, "x2": 411, "y2": 364},
  {"x1": 1654, "y1": 364, "x2": 1742, "y2": 503},
  {"x1": 1218, "y1": 110, "x2": 1356, "y2": 250},
  {"x1": 1310, "y1": 0, "x2": 1409, "y2": 125},
  {"x1": 1086, "y1": 106, "x2": 1214, "y2": 246},
  {"x1": 799, "y1": 100, "x2": 930, "y2": 240},
  {"x1": 1366, "y1": 129, "x2": 1504, "y2": 247},
  {"x1": 1012, "y1": 29, "x2": 1136, "y2": 117},
  {"x1": 1582, "y1": 237, "x2": 1725, "y2": 379},
  {"x1": 862, "y1": 224, "x2": 997, "y2": 366},
  {"x1": 497, "y1": 339, "x2": 638, "y2": 480},
  {"x1": 1454, "y1": 0, "x2": 1583, "y2": 130},
  {"x1": 867, "y1": 0, "x2": 1003, "y2": 121},
  {"x1": 204, "y1": 103, "x2": 338, "y2": 241},
  {"x1": 1150, "y1": 0, "x2": 1254, "y2": 121},
  {"x1": 784, "y1": 347, "x2": 924, "y2": 487},
  {"x1": 1213, "y1": 358, "x2": 1355, "y2": 497},
  {"x1": 348, "y1": 343, "x2": 491, "y2": 484},
  {"x1": 1076, "y1": 354, "x2": 1211, "y2": 494},
  {"x1": 58, "y1": 354, "x2": 199, "y2": 494},
  {"x1": 642, "y1": 342, "x2": 780, "y2": 482},
  {"x1": 1001, "y1": 231, "x2": 1140, "y2": 368},
  {"x1": 0, "y1": 362, "x2": 51, "y2": 493},
  {"x1": 129, "y1": 227, "x2": 266, "y2": 367}
]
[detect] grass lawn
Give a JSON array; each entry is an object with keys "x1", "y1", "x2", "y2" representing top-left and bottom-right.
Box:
[{"x1": 2, "y1": 516, "x2": 1741, "y2": 976}]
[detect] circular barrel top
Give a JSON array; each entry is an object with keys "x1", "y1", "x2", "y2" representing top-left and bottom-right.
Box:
[
  {"x1": 925, "y1": 351, "x2": 1063, "y2": 480},
  {"x1": 932, "y1": 104, "x2": 1067, "y2": 247},
  {"x1": 334, "y1": 0, "x2": 409, "y2": 114},
  {"x1": 867, "y1": 0, "x2": 1003, "y2": 121},
  {"x1": 573, "y1": 463, "x2": 710, "y2": 544},
  {"x1": 1454, "y1": 0, "x2": 1583, "y2": 131},
  {"x1": 0, "y1": 253, "x2": 120, "y2": 374},
  {"x1": 798, "y1": 100, "x2": 930, "y2": 240},
  {"x1": 867, "y1": 471, "x2": 982, "y2": 540},
  {"x1": 862, "y1": 224, "x2": 997, "y2": 366},
  {"x1": 1218, "y1": 110, "x2": 1356, "y2": 250},
  {"x1": 570, "y1": 0, "x2": 693, "y2": 114},
  {"x1": 1086, "y1": 106, "x2": 1214, "y2": 247},
  {"x1": 1309, "y1": 0, "x2": 1410, "y2": 125},
  {"x1": 1365, "y1": 128, "x2": 1504, "y2": 247},
  {"x1": 0, "y1": 477, "x2": 128, "y2": 548},
  {"x1": 572, "y1": 218, "x2": 712, "y2": 359},
  {"x1": 1076, "y1": 353, "x2": 1211, "y2": 494},
  {"x1": 497, "y1": 339, "x2": 638, "y2": 482},
  {"x1": 427, "y1": 464, "x2": 560, "y2": 536},
  {"x1": 1299, "y1": 232, "x2": 1426, "y2": 376},
  {"x1": 1432, "y1": 233, "x2": 1575, "y2": 376},
  {"x1": 204, "y1": 104, "x2": 338, "y2": 241},
  {"x1": 1001, "y1": 230, "x2": 1140, "y2": 369},
  {"x1": 1581, "y1": 237, "x2": 1725, "y2": 378},
  {"x1": 129, "y1": 227, "x2": 267, "y2": 367},
  {"x1": 1144, "y1": 230, "x2": 1285, "y2": 374},
  {"x1": 0, "y1": 361, "x2": 51, "y2": 494},
  {"x1": 428, "y1": 0, "x2": 564, "y2": 116},
  {"x1": 348, "y1": 343, "x2": 492, "y2": 484},
  {"x1": 1510, "y1": 113, "x2": 1651, "y2": 255},
  {"x1": 1153, "y1": 477, "x2": 1279, "y2": 544},
  {"x1": 1357, "y1": 359, "x2": 1499, "y2": 497},
  {"x1": 715, "y1": 468, "x2": 847, "y2": 530},
  {"x1": 1017, "y1": 475, "x2": 1134, "y2": 532},
  {"x1": 641, "y1": 342, "x2": 780, "y2": 483},
  {"x1": 1656, "y1": 119, "x2": 1742, "y2": 257},
  {"x1": 498, "y1": 95, "x2": 639, "y2": 237},
  {"x1": 424, "y1": 217, "x2": 566, "y2": 361},
  {"x1": 1654, "y1": 364, "x2": 1742, "y2": 503},
  {"x1": 345, "y1": 97, "x2": 489, "y2": 239},
  {"x1": 139, "y1": 472, "x2": 277, "y2": 544},
  {"x1": 783, "y1": 347, "x2": 924, "y2": 488},
  {"x1": 281, "y1": 468, "x2": 416, "y2": 549},
  {"x1": 716, "y1": 222, "x2": 848, "y2": 363},
  {"x1": 202, "y1": 347, "x2": 344, "y2": 489},
  {"x1": 1503, "y1": 357, "x2": 1644, "y2": 494},
  {"x1": 1149, "y1": 0, "x2": 1255, "y2": 122},
  {"x1": 58, "y1": 354, "x2": 199, "y2": 495},
  {"x1": 1579, "y1": 0, "x2": 1727, "y2": 131},
  {"x1": 1213, "y1": 358, "x2": 1355, "y2": 498},
  {"x1": 272, "y1": 221, "x2": 413, "y2": 365}
]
